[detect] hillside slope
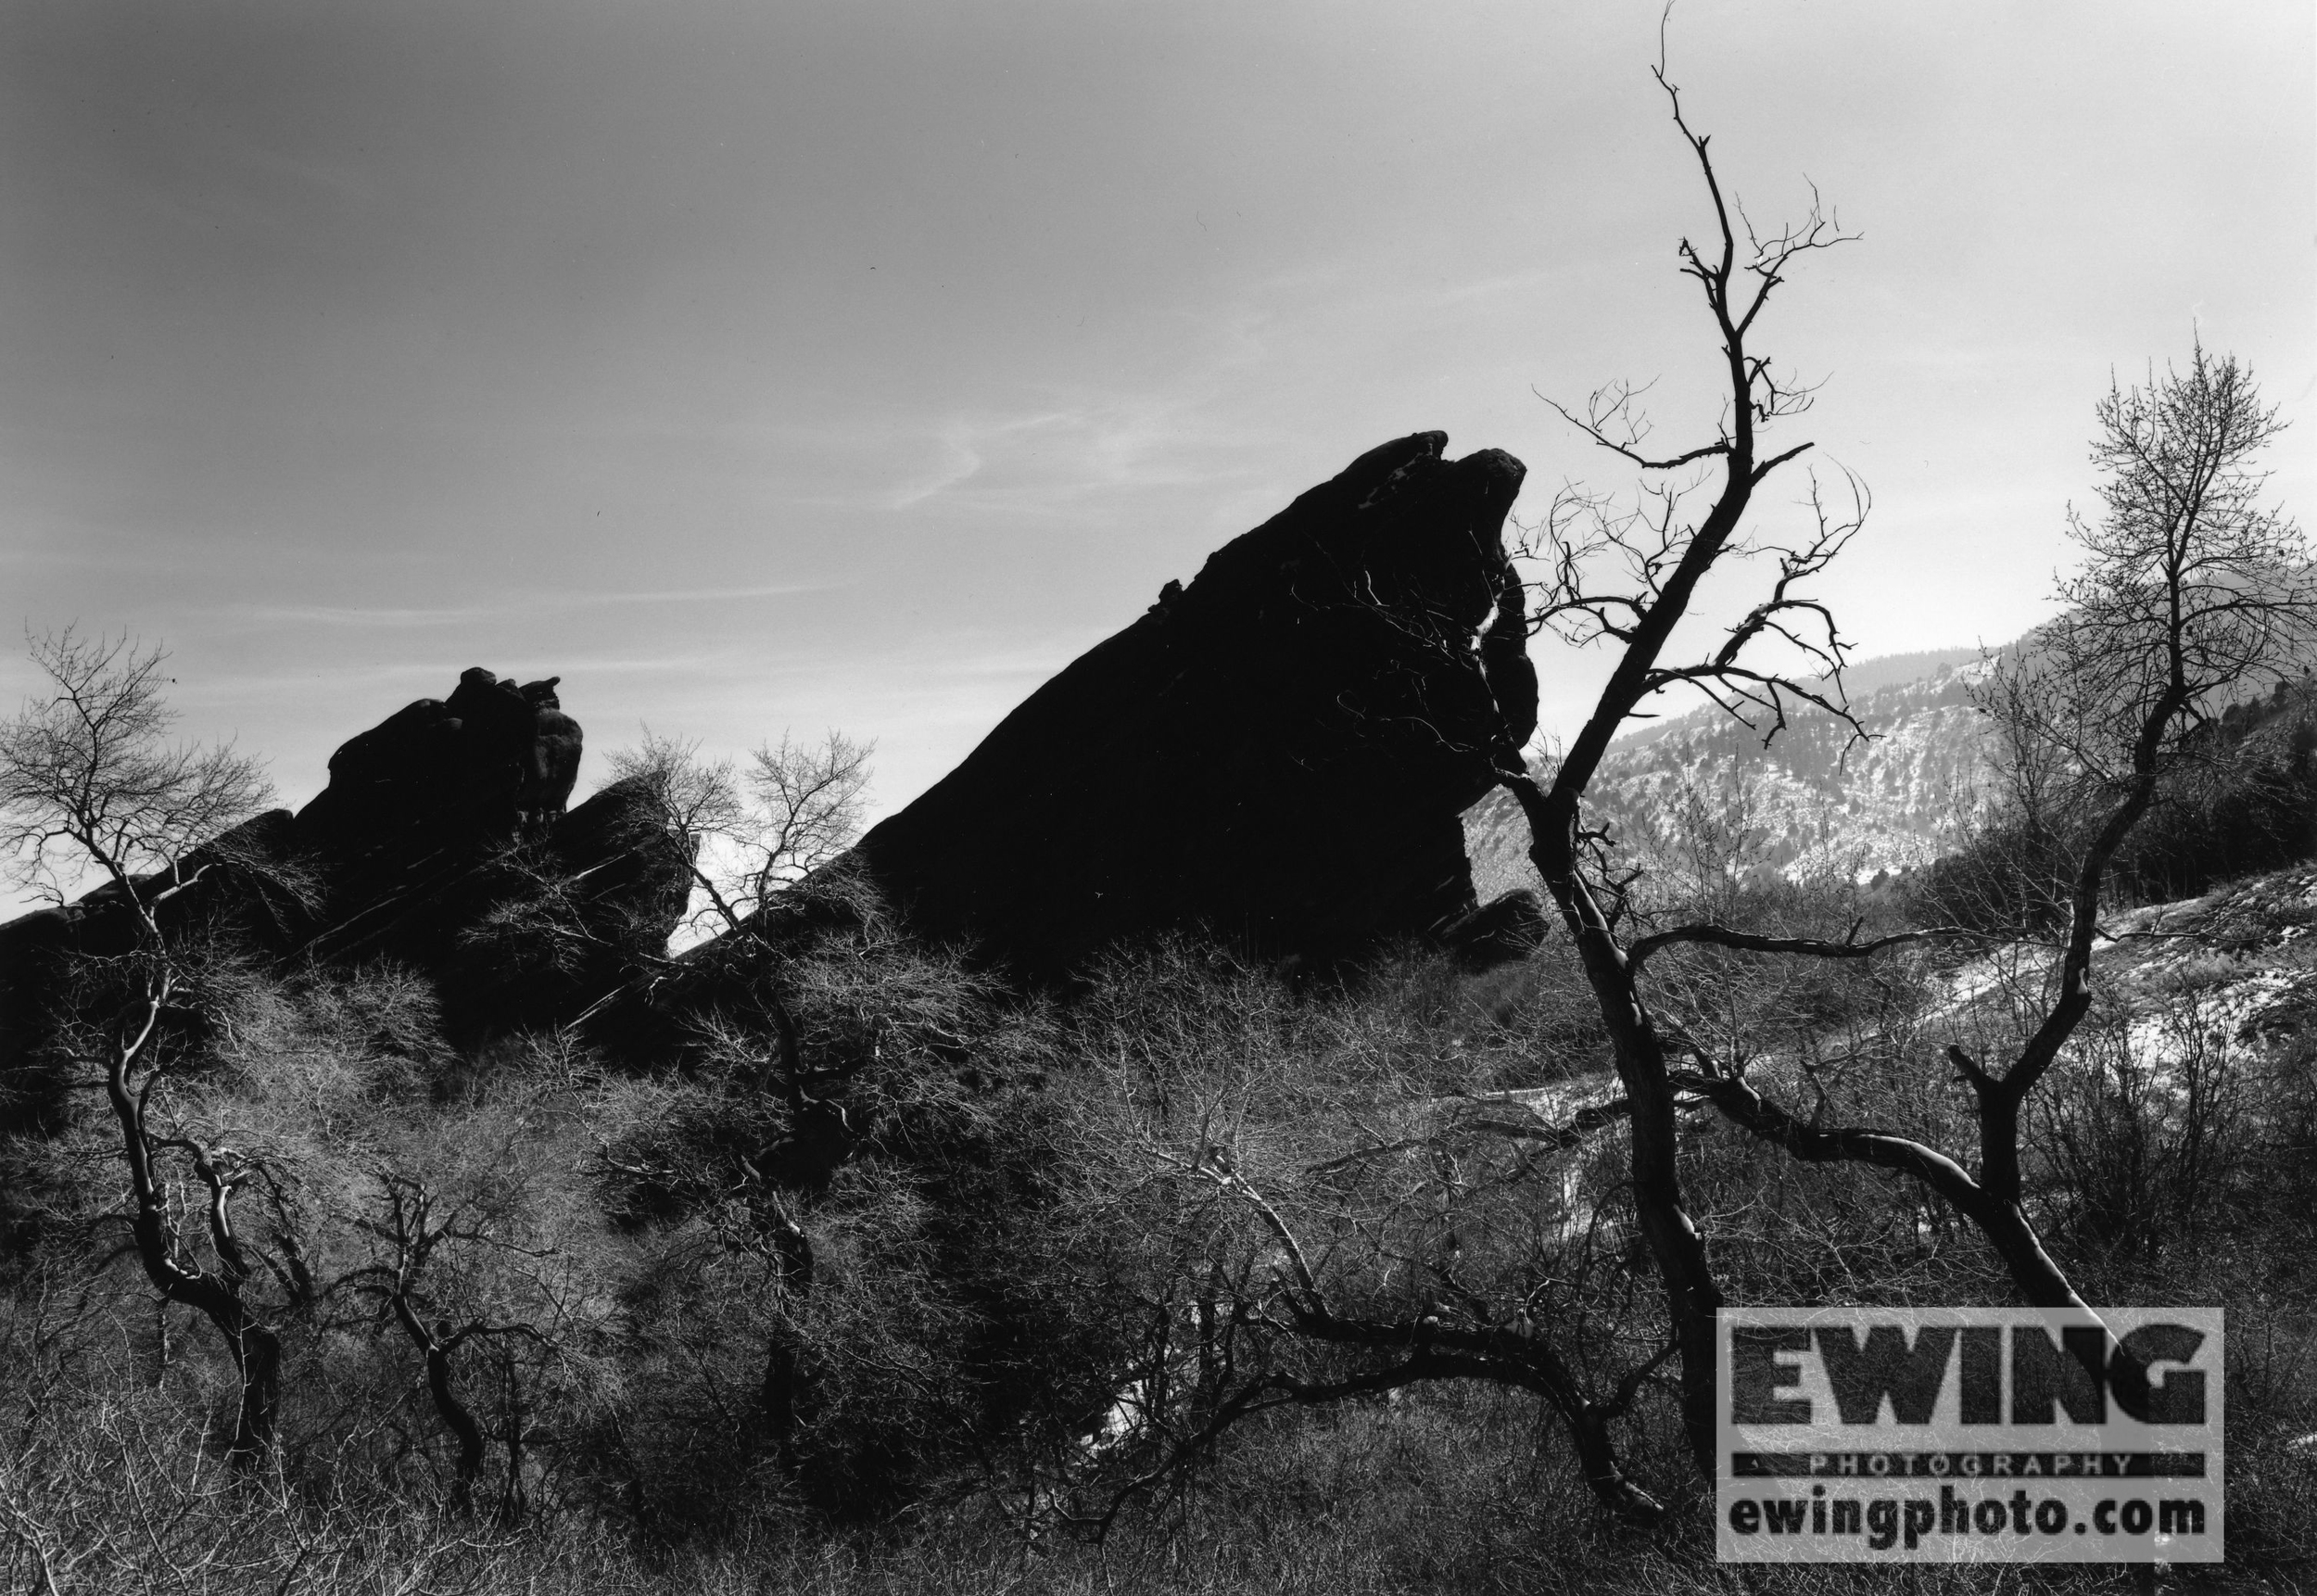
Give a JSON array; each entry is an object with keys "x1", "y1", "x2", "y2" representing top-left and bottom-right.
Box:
[{"x1": 1465, "y1": 647, "x2": 1991, "y2": 898}]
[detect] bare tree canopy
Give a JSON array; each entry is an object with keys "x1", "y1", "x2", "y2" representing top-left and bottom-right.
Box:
[
  {"x1": 0, "y1": 628, "x2": 272, "y2": 908},
  {"x1": 1690, "y1": 346, "x2": 2314, "y2": 1313},
  {"x1": 1488, "y1": 44, "x2": 1864, "y2": 1477},
  {"x1": 2039, "y1": 343, "x2": 2315, "y2": 771},
  {"x1": 609, "y1": 726, "x2": 873, "y2": 939}
]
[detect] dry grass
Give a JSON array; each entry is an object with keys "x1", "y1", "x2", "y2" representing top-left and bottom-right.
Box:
[{"x1": 3, "y1": 1359, "x2": 2308, "y2": 1596}]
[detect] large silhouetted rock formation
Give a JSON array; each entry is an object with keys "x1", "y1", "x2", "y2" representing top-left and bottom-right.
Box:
[{"x1": 856, "y1": 431, "x2": 1538, "y2": 976}]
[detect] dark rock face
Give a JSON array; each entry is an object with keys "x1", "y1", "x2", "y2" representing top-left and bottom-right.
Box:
[
  {"x1": 551, "y1": 774, "x2": 700, "y2": 946},
  {"x1": 285, "y1": 678, "x2": 696, "y2": 1041},
  {"x1": 856, "y1": 431, "x2": 1537, "y2": 976},
  {"x1": 294, "y1": 668, "x2": 582, "y2": 889},
  {"x1": 431, "y1": 774, "x2": 700, "y2": 1036},
  {"x1": 287, "y1": 668, "x2": 601, "y2": 974}
]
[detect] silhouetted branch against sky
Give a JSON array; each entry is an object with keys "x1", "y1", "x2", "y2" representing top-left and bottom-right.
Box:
[
  {"x1": 0, "y1": 1, "x2": 2307, "y2": 915},
  {"x1": 0, "y1": 628, "x2": 274, "y2": 905}
]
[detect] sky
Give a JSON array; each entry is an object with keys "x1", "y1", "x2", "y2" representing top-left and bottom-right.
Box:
[{"x1": 3, "y1": 0, "x2": 2312, "y2": 855}]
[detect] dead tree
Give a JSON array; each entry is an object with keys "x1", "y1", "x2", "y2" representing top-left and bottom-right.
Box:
[
  {"x1": 1488, "y1": 50, "x2": 2317, "y2": 1480},
  {"x1": 125, "y1": 1124, "x2": 284, "y2": 1471},
  {"x1": 739, "y1": 993, "x2": 862, "y2": 1465},
  {"x1": 1488, "y1": 55, "x2": 1864, "y2": 1475},
  {"x1": 1084, "y1": 42, "x2": 1880, "y2": 1509}
]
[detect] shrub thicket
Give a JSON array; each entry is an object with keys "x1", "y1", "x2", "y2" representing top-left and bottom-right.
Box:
[{"x1": 4, "y1": 862, "x2": 2315, "y2": 1590}]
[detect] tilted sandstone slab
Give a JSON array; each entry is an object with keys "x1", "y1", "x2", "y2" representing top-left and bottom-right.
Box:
[{"x1": 855, "y1": 430, "x2": 1538, "y2": 976}]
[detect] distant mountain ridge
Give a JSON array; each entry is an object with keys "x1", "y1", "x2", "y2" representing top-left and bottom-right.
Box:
[{"x1": 1465, "y1": 646, "x2": 1996, "y2": 898}]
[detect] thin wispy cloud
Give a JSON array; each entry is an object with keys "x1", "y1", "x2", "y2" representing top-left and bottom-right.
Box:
[
  {"x1": 229, "y1": 582, "x2": 842, "y2": 628},
  {"x1": 880, "y1": 380, "x2": 1278, "y2": 518}
]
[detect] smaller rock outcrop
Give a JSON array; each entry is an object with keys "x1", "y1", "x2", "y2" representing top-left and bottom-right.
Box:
[
  {"x1": 294, "y1": 668, "x2": 582, "y2": 892},
  {"x1": 285, "y1": 670, "x2": 594, "y2": 969},
  {"x1": 0, "y1": 669, "x2": 692, "y2": 1099},
  {"x1": 284, "y1": 673, "x2": 690, "y2": 1035}
]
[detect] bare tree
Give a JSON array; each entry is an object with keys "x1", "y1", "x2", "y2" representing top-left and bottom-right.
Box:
[
  {"x1": 0, "y1": 630, "x2": 285, "y2": 1467},
  {"x1": 1077, "y1": 39, "x2": 1889, "y2": 1509},
  {"x1": 2052, "y1": 343, "x2": 2311, "y2": 746},
  {"x1": 1487, "y1": 54, "x2": 1870, "y2": 1475},
  {"x1": 1681, "y1": 345, "x2": 2317, "y2": 1311},
  {"x1": 1051, "y1": 944, "x2": 1672, "y2": 1526},
  {"x1": 609, "y1": 727, "x2": 873, "y2": 940},
  {"x1": 0, "y1": 631, "x2": 272, "y2": 906},
  {"x1": 345, "y1": 1173, "x2": 554, "y2": 1517}
]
